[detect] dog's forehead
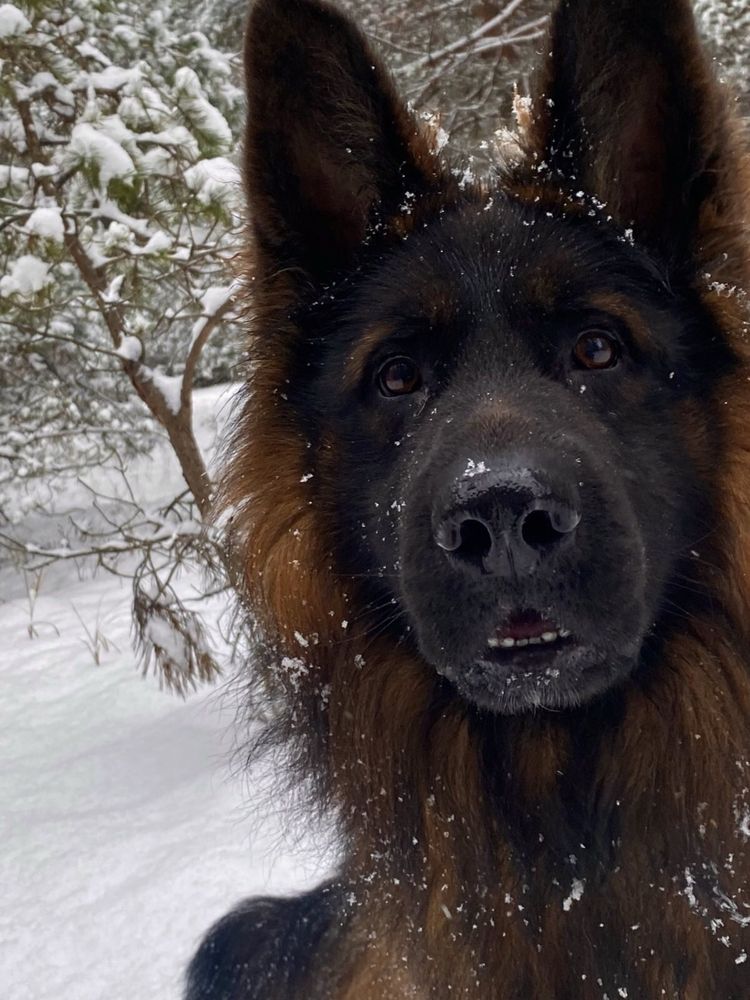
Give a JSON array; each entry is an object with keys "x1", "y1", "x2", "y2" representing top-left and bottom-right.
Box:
[{"x1": 348, "y1": 197, "x2": 658, "y2": 339}]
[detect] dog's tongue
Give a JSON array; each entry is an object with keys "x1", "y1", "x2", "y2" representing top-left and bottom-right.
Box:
[{"x1": 496, "y1": 611, "x2": 558, "y2": 641}]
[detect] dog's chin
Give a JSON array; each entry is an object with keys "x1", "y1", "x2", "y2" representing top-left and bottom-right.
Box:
[{"x1": 424, "y1": 641, "x2": 637, "y2": 715}]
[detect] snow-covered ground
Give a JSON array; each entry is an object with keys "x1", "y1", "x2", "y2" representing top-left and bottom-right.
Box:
[{"x1": 1, "y1": 386, "x2": 335, "y2": 1000}]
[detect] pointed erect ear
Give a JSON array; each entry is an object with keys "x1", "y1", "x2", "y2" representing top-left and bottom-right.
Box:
[
  {"x1": 243, "y1": 0, "x2": 443, "y2": 284},
  {"x1": 526, "y1": 0, "x2": 749, "y2": 268}
]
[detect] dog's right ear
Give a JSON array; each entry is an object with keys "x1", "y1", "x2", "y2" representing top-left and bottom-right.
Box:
[{"x1": 243, "y1": 0, "x2": 443, "y2": 285}]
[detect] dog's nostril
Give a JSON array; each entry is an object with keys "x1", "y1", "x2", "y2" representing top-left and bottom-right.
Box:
[
  {"x1": 521, "y1": 507, "x2": 578, "y2": 549},
  {"x1": 457, "y1": 518, "x2": 493, "y2": 561}
]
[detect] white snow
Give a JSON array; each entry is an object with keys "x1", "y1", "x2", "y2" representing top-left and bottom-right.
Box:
[
  {"x1": 562, "y1": 877, "x2": 585, "y2": 911},
  {"x1": 115, "y1": 334, "x2": 143, "y2": 362},
  {"x1": 59, "y1": 14, "x2": 84, "y2": 36},
  {"x1": 75, "y1": 39, "x2": 110, "y2": 64},
  {"x1": 69, "y1": 122, "x2": 135, "y2": 187},
  {"x1": 184, "y1": 156, "x2": 240, "y2": 206},
  {"x1": 92, "y1": 197, "x2": 151, "y2": 237},
  {"x1": 464, "y1": 458, "x2": 489, "y2": 478},
  {"x1": 189, "y1": 284, "x2": 236, "y2": 348},
  {"x1": 146, "y1": 368, "x2": 183, "y2": 415},
  {"x1": 87, "y1": 65, "x2": 139, "y2": 92},
  {"x1": 0, "y1": 254, "x2": 51, "y2": 297},
  {"x1": 0, "y1": 2, "x2": 30, "y2": 37},
  {"x1": 200, "y1": 284, "x2": 235, "y2": 317},
  {"x1": 2, "y1": 385, "x2": 335, "y2": 1000},
  {"x1": 144, "y1": 610, "x2": 192, "y2": 666},
  {"x1": 1, "y1": 573, "x2": 334, "y2": 1000},
  {"x1": 0, "y1": 164, "x2": 29, "y2": 189},
  {"x1": 174, "y1": 69, "x2": 232, "y2": 148},
  {"x1": 138, "y1": 229, "x2": 173, "y2": 255},
  {"x1": 102, "y1": 273, "x2": 125, "y2": 304},
  {"x1": 24, "y1": 206, "x2": 65, "y2": 243}
]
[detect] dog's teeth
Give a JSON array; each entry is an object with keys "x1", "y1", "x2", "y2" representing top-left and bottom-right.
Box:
[{"x1": 490, "y1": 631, "x2": 568, "y2": 651}]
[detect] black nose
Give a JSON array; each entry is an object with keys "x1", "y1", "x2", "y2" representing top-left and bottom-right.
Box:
[{"x1": 433, "y1": 467, "x2": 581, "y2": 577}]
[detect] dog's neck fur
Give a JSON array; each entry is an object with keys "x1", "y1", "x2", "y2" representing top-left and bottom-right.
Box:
[{"x1": 322, "y1": 615, "x2": 750, "y2": 996}]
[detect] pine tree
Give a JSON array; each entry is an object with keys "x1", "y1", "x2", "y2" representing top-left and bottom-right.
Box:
[
  {"x1": 0, "y1": 0, "x2": 244, "y2": 690},
  {"x1": 0, "y1": 0, "x2": 242, "y2": 503}
]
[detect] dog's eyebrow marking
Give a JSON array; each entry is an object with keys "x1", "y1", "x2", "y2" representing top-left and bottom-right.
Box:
[
  {"x1": 344, "y1": 322, "x2": 398, "y2": 390},
  {"x1": 520, "y1": 268, "x2": 562, "y2": 311},
  {"x1": 345, "y1": 296, "x2": 459, "y2": 391},
  {"x1": 586, "y1": 292, "x2": 653, "y2": 351}
]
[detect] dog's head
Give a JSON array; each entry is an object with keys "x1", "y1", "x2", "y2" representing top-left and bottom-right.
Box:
[{"x1": 235, "y1": 0, "x2": 749, "y2": 716}]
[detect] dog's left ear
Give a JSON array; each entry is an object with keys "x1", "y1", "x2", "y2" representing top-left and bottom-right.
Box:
[{"x1": 526, "y1": 0, "x2": 749, "y2": 270}]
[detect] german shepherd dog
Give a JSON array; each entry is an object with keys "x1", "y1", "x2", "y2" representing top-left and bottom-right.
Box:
[{"x1": 187, "y1": 0, "x2": 750, "y2": 996}]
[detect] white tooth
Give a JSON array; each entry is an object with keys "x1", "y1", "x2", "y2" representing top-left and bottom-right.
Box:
[
  {"x1": 500, "y1": 637, "x2": 515, "y2": 648},
  {"x1": 541, "y1": 631, "x2": 558, "y2": 643},
  {"x1": 487, "y1": 637, "x2": 500, "y2": 648},
  {"x1": 559, "y1": 628, "x2": 571, "y2": 638},
  {"x1": 528, "y1": 637, "x2": 542, "y2": 645},
  {"x1": 515, "y1": 638, "x2": 529, "y2": 647}
]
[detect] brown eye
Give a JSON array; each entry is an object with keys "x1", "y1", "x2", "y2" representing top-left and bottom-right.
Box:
[
  {"x1": 573, "y1": 331, "x2": 620, "y2": 370},
  {"x1": 377, "y1": 356, "x2": 422, "y2": 396}
]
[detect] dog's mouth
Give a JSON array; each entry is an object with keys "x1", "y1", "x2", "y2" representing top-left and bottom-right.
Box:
[
  {"x1": 412, "y1": 601, "x2": 629, "y2": 713},
  {"x1": 483, "y1": 609, "x2": 574, "y2": 663},
  {"x1": 452, "y1": 607, "x2": 600, "y2": 712}
]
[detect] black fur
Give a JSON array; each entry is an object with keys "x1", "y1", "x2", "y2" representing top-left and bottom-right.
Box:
[{"x1": 185, "y1": 883, "x2": 345, "y2": 1000}]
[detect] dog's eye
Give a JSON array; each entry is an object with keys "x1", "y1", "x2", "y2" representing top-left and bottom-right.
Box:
[
  {"x1": 573, "y1": 331, "x2": 620, "y2": 370},
  {"x1": 377, "y1": 356, "x2": 422, "y2": 396}
]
